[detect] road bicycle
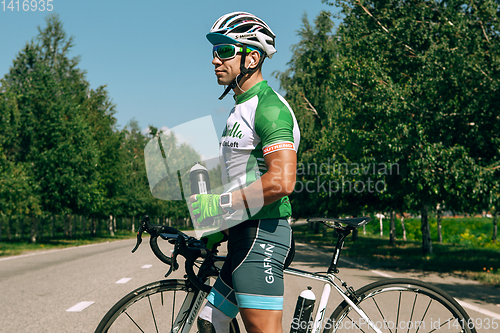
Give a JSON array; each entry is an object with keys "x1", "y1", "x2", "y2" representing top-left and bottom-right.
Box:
[{"x1": 95, "y1": 215, "x2": 477, "y2": 333}]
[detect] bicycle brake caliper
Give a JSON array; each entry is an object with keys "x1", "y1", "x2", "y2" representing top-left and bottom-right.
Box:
[{"x1": 347, "y1": 286, "x2": 360, "y2": 303}]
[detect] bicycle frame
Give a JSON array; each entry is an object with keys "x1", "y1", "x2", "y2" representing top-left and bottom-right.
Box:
[
  {"x1": 168, "y1": 267, "x2": 383, "y2": 333},
  {"x1": 127, "y1": 216, "x2": 378, "y2": 333},
  {"x1": 101, "y1": 217, "x2": 475, "y2": 333},
  {"x1": 284, "y1": 267, "x2": 383, "y2": 333}
]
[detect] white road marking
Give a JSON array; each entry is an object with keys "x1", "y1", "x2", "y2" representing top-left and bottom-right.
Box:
[
  {"x1": 142, "y1": 264, "x2": 153, "y2": 269},
  {"x1": 66, "y1": 301, "x2": 94, "y2": 312},
  {"x1": 370, "y1": 270, "x2": 393, "y2": 278},
  {"x1": 457, "y1": 300, "x2": 500, "y2": 320},
  {"x1": 338, "y1": 256, "x2": 365, "y2": 269},
  {"x1": 116, "y1": 278, "x2": 132, "y2": 284}
]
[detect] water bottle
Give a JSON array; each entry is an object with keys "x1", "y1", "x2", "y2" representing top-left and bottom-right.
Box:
[
  {"x1": 189, "y1": 163, "x2": 213, "y2": 226},
  {"x1": 190, "y1": 163, "x2": 211, "y2": 195},
  {"x1": 290, "y1": 286, "x2": 316, "y2": 333}
]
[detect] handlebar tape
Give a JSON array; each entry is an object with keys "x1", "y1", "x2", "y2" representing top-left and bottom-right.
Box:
[
  {"x1": 148, "y1": 224, "x2": 180, "y2": 266},
  {"x1": 185, "y1": 252, "x2": 212, "y2": 293},
  {"x1": 177, "y1": 237, "x2": 212, "y2": 293},
  {"x1": 150, "y1": 236, "x2": 172, "y2": 265}
]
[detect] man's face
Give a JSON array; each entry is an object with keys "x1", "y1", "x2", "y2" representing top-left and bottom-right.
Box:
[{"x1": 212, "y1": 47, "x2": 241, "y2": 86}]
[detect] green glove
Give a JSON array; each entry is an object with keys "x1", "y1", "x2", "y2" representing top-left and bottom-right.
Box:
[
  {"x1": 201, "y1": 231, "x2": 227, "y2": 251},
  {"x1": 190, "y1": 194, "x2": 223, "y2": 224}
]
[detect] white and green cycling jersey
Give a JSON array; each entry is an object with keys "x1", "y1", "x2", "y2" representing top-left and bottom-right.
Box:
[{"x1": 220, "y1": 80, "x2": 300, "y2": 221}]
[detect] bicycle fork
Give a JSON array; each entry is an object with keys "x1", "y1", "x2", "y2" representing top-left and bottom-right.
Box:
[{"x1": 170, "y1": 289, "x2": 208, "y2": 333}]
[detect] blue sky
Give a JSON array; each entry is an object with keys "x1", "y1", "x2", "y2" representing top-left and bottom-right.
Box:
[{"x1": 1, "y1": 0, "x2": 340, "y2": 134}]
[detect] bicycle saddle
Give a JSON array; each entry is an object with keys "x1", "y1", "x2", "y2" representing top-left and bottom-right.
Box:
[{"x1": 307, "y1": 217, "x2": 371, "y2": 229}]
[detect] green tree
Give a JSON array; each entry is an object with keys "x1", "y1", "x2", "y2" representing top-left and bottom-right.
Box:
[
  {"x1": 326, "y1": 0, "x2": 500, "y2": 253},
  {"x1": 1, "y1": 15, "x2": 118, "y2": 238},
  {"x1": 278, "y1": 1, "x2": 499, "y2": 254}
]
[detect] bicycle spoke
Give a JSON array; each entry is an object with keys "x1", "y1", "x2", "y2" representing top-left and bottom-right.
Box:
[
  {"x1": 414, "y1": 299, "x2": 432, "y2": 333},
  {"x1": 125, "y1": 311, "x2": 146, "y2": 333},
  {"x1": 426, "y1": 317, "x2": 454, "y2": 333},
  {"x1": 330, "y1": 280, "x2": 475, "y2": 333},
  {"x1": 172, "y1": 290, "x2": 176, "y2": 329},
  {"x1": 148, "y1": 295, "x2": 159, "y2": 333},
  {"x1": 406, "y1": 293, "x2": 418, "y2": 333},
  {"x1": 94, "y1": 279, "x2": 208, "y2": 333},
  {"x1": 395, "y1": 292, "x2": 401, "y2": 333},
  {"x1": 346, "y1": 315, "x2": 368, "y2": 333},
  {"x1": 371, "y1": 297, "x2": 393, "y2": 333}
]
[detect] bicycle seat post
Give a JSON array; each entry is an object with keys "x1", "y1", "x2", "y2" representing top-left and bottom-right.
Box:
[{"x1": 327, "y1": 228, "x2": 352, "y2": 274}]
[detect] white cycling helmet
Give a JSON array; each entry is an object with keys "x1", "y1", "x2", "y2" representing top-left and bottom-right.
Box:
[{"x1": 207, "y1": 11, "x2": 277, "y2": 59}]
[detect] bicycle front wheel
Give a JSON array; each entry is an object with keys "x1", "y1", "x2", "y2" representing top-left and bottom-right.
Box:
[
  {"x1": 325, "y1": 278, "x2": 476, "y2": 333},
  {"x1": 95, "y1": 279, "x2": 195, "y2": 332}
]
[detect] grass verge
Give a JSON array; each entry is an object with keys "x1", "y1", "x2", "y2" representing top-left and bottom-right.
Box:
[
  {"x1": 0, "y1": 231, "x2": 138, "y2": 257},
  {"x1": 292, "y1": 224, "x2": 500, "y2": 288}
]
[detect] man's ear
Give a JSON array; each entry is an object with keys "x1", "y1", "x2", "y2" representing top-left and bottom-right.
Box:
[{"x1": 248, "y1": 51, "x2": 261, "y2": 69}]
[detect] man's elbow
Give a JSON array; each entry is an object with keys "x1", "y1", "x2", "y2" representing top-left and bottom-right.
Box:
[{"x1": 275, "y1": 178, "x2": 296, "y2": 197}]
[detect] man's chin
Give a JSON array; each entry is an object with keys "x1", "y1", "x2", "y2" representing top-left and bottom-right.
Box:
[{"x1": 217, "y1": 77, "x2": 234, "y2": 86}]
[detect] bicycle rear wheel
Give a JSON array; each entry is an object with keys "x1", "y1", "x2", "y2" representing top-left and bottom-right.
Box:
[
  {"x1": 95, "y1": 279, "x2": 241, "y2": 333},
  {"x1": 325, "y1": 278, "x2": 476, "y2": 333}
]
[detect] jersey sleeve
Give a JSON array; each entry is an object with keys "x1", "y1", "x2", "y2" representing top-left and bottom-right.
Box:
[{"x1": 254, "y1": 94, "x2": 295, "y2": 156}]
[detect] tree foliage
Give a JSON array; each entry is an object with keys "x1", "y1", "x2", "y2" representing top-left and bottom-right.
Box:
[
  {"x1": 0, "y1": 15, "x2": 187, "y2": 239},
  {"x1": 277, "y1": 0, "x2": 500, "y2": 253}
]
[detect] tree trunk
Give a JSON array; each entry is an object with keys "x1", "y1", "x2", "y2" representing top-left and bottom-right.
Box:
[
  {"x1": 67, "y1": 214, "x2": 73, "y2": 238},
  {"x1": 30, "y1": 215, "x2": 37, "y2": 243},
  {"x1": 51, "y1": 214, "x2": 55, "y2": 238},
  {"x1": 81, "y1": 216, "x2": 86, "y2": 236},
  {"x1": 400, "y1": 215, "x2": 407, "y2": 241},
  {"x1": 437, "y1": 204, "x2": 443, "y2": 243},
  {"x1": 389, "y1": 211, "x2": 396, "y2": 245},
  {"x1": 350, "y1": 228, "x2": 357, "y2": 241},
  {"x1": 132, "y1": 216, "x2": 135, "y2": 233},
  {"x1": 493, "y1": 211, "x2": 498, "y2": 241},
  {"x1": 63, "y1": 214, "x2": 68, "y2": 237},
  {"x1": 351, "y1": 212, "x2": 359, "y2": 241},
  {"x1": 313, "y1": 221, "x2": 320, "y2": 234},
  {"x1": 76, "y1": 215, "x2": 81, "y2": 236},
  {"x1": 8, "y1": 217, "x2": 12, "y2": 240},
  {"x1": 90, "y1": 217, "x2": 96, "y2": 237},
  {"x1": 108, "y1": 215, "x2": 115, "y2": 236},
  {"x1": 20, "y1": 217, "x2": 25, "y2": 240},
  {"x1": 379, "y1": 216, "x2": 383, "y2": 237},
  {"x1": 421, "y1": 204, "x2": 433, "y2": 255}
]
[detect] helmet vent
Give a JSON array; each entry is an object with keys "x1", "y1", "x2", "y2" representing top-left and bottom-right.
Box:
[{"x1": 220, "y1": 14, "x2": 240, "y2": 28}]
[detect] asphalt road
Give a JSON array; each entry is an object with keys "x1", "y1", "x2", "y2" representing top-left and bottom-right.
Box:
[{"x1": 1, "y1": 232, "x2": 499, "y2": 333}]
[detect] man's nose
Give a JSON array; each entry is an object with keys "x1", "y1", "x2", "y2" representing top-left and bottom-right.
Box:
[{"x1": 212, "y1": 55, "x2": 222, "y2": 65}]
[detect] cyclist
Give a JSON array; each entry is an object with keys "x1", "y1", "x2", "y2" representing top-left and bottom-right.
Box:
[{"x1": 189, "y1": 11, "x2": 300, "y2": 333}]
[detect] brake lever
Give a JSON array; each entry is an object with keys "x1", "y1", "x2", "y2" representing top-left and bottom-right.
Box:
[
  {"x1": 132, "y1": 226, "x2": 143, "y2": 253},
  {"x1": 132, "y1": 215, "x2": 151, "y2": 253},
  {"x1": 165, "y1": 246, "x2": 179, "y2": 277}
]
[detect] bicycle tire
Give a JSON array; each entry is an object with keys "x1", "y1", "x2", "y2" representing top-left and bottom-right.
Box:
[
  {"x1": 323, "y1": 278, "x2": 477, "y2": 333},
  {"x1": 95, "y1": 279, "x2": 240, "y2": 333}
]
